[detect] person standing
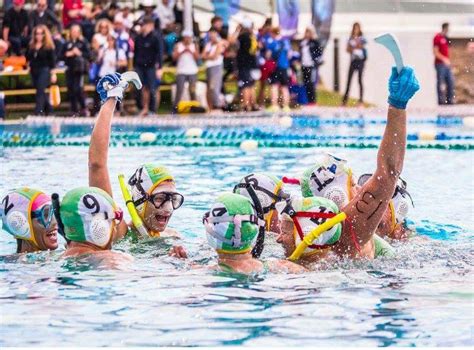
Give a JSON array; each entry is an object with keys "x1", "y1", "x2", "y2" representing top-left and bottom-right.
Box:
[
  {"x1": 172, "y1": 30, "x2": 200, "y2": 111},
  {"x1": 267, "y1": 27, "x2": 291, "y2": 112},
  {"x1": 433, "y1": 22, "x2": 454, "y2": 105},
  {"x1": 134, "y1": 16, "x2": 163, "y2": 116},
  {"x1": 202, "y1": 28, "x2": 226, "y2": 110},
  {"x1": 29, "y1": 0, "x2": 62, "y2": 34},
  {"x1": 26, "y1": 25, "x2": 56, "y2": 116},
  {"x1": 342, "y1": 22, "x2": 367, "y2": 106},
  {"x1": 300, "y1": 25, "x2": 323, "y2": 105},
  {"x1": 62, "y1": 24, "x2": 90, "y2": 116}
]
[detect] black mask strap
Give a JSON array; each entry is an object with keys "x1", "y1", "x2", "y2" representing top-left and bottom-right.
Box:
[
  {"x1": 51, "y1": 193, "x2": 69, "y2": 244},
  {"x1": 239, "y1": 184, "x2": 265, "y2": 259}
]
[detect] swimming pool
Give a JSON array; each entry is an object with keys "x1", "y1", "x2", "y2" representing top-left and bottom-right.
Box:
[{"x1": 1, "y1": 114, "x2": 473, "y2": 346}]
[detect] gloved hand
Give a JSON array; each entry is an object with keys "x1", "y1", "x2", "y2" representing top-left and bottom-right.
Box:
[
  {"x1": 387, "y1": 66, "x2": 420, "y2": 110},
  {"x1": 96, "y1": 73, "x2": 129, "y2": 104}
]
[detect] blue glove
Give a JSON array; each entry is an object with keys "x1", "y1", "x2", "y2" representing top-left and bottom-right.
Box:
[
  {"x1": 387, "y1": 66, "x2": 420, "y2": 110},
  {"x1": 96, "y1": 73, "x2": 122, "y2": 104}
]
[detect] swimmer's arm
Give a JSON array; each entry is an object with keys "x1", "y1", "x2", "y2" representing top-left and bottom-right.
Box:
[
  {"x1": 268, "y1": 260, "x2": 308, "y2": 274},
  {"x1": 88, "y1": 98, "x2": 116, "y2": 195},
  {"x1": 88, "y1": 99, "x2": 129, "y2": 242},
  {"x1": 339, "y1": 106, "x2": 406, "y2": 253}
]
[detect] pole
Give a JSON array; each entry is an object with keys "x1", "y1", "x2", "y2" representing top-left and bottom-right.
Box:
[
  {"x1": 333, "y1": 37, "x2": 340, "y2": 92},
  {"x1": 183, "y1": 0, "x2": 193, "y2": 33}
]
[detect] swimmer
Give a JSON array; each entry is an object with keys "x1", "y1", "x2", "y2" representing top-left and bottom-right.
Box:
[
  {"x1": 89, "y1": 73, "x2": 187, "y2": 257},
  {"x1": 0, "y1": 188, "x2": 59, "y2": 253},
  {"x1": 59, "y1": 187, "x2": 133, "y2": 267},
  {"x1": 298, "y1": 153, "x2": 414, "y2": 240},
  {"x1": 203, "y1": 192, "x2": 306, "y2": 274},
  {"x1": 277, "y1": 66, "x2": 420, "y2": 261}
]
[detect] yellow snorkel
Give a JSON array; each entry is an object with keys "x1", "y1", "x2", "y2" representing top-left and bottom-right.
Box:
[
  {"x1": 118, "y1": 174, "x2": 149, "y2": 237},
  {"x1": 288, "y1": 212, "x2": 347, "y2": 261}
]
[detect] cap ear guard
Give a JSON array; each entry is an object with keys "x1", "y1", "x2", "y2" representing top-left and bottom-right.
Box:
[
  {"x1": 5, "y1": 211, "x2": 30, "y2": 239},
  {"x1": 87, "y1": 216, "x2": 113, "y2": 248}
]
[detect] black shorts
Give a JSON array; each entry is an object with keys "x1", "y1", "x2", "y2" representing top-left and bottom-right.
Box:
[
  {"x1": 269, "y1": 68, "x2": 289, "y2": 86},
  {"x1": 237, "y1": 68, "x2": 255, "y2": 89}
]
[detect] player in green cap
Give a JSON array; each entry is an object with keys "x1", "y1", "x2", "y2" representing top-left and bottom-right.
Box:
[
  {"x1": 59, "y1": 186, "x2": 133, "y2": 266},
  {"x1": 89, "y1": 73, "x2": 187, "y2": 258},
  {"x1": 203, "y1": 193, "x2": 306, "y2": 274}
]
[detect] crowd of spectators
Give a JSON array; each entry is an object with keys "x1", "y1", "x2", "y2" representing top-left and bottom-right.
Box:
[{"x1": 1, "y1": 0, "x2": 326, "y2": 117}]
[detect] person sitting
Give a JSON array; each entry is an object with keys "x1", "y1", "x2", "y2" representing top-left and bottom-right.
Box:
[
  {"x1": 29, "y1": 0, "x2": 62, "y2": 34},
  {"x1": 2, "y1": 0, "x2": 29, "y2": 56},
  {"x1": 1, "y1": 188, "x2": 59, "y2": 254}
]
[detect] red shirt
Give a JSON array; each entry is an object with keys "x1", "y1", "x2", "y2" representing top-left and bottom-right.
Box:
[
  {"x1": 62, "y1": 0, "x2": 83, "y2": 28},
  {"x1": 433, "y1": 33, "x2": 449, "y2": 65}
]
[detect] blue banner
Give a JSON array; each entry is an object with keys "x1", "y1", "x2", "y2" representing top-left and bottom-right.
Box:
[
  {"x1": 277, "y1": 0, "x2": 300, "y2": 38},
  {"x1": 211, "y1": 0, "x2": 240, "y2": 25},
  {"x1": 312, "y1": 0, "x2": 336, "y2": 47}
]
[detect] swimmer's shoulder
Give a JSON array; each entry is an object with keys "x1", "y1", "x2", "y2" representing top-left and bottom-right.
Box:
[
  {"x1": 266, "y1": 259, "x2": 308, "y2": 274},
  {"x1": 160, "y1": 227, "x2": 181, "y2": 238}
]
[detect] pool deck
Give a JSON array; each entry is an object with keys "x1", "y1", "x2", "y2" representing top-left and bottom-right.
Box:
[{"x1": 1, "y1": 104, "x2": 473, "y2": 127}]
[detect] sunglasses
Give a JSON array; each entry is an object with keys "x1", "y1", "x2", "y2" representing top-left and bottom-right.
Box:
[
  {"x1": 31, "y1": 204, "x2": 55, "y2": 229},
  {"x1": 148, "y1": 191, "x2": 184, "y2": 210}
]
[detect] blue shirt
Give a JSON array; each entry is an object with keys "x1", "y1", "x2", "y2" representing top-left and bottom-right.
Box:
[{"x1": 268, "y1": 38, "x2": 291, "y2": 69}]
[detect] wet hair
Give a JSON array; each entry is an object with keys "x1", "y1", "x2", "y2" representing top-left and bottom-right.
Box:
[{"x1": 442, "y1": 22, "x2": 449, "y2": 30}]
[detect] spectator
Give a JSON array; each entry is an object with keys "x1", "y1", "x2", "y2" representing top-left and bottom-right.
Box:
[
  {"x1": 234, "y1": 20, "x2": 259, "y2": 111},
  {"x1": 115, "y1": 6, "x2": 135, "y2": 32},
  {"x1": 134, "y1": 16, "x2": 163, "y2": 116},
  {"x1": 433, "y1": 22, "x2": 454, "y2": 105},
  {"x1": 135, "y1": 0, "x2": 162, "y2": 33},
  {"x1": 155, "y1": 0, "x2": 176, "y2": 31},
  {"x1": 92, "y1": 19, "x2": 113, "y2": 52},
  {"x1": 342, "y1": 22, "x2": 367, "y2": 106},
  {"x1": 172, "y1": 30, "x2": 200, "y2": 110},
  {"x1": 98, "y1": 36, "x2": 127, "y2": 78},
  {"x1": 164, "y1": 23, "x2": 181, "y2": 62},
  {"x1": 300, "y1": 25, "x2": 323, "y2": 105},
  {"x1": 203, "y1": 16, "x2": 226, "y2": 44},
  {"x1": 113, "y1": 15, "x2": 133, "y2": 64},
  {"x1": 26, "y1": 25, "x2": 56, "y2": 115},
  {"x1": 202, "y1": 28, "x2": 226, "y2": 110},
  {"x1": 96, "y1": 2, "x2": 120, "y2": 23},
  {"x1": 267, "y1": 27, "x2": 291, "y2": 112},
  {"x1": 256, "y1": 18, "x2": 274, "y2": 106},
  {"x1": 63, "y1": 24, "x2": 90, "y2": 116},
  {"x1": 211, "y1": 0, "x2": 230, "y2": 37},
  {"x1": 29, "y1": 0, "x2": 62, "y2": 34},
  {"x1": 62, "y1": 0, "x2": 85, "y2": 29},
  {"x1": 2, "y1": 0, "x2": 29, "y2": 56}
]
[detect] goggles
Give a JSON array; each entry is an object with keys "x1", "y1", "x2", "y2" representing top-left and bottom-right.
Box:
[
  {"x1": 31, "y1": 203, "x2": 55, "y2": 229},
  {"x1": 148, "y1": 191, "x2": 184, "y2": 210},
  {"x1": 279, "y1": 200, "x2": 340, "y2": 250},
  {"x1": 357, "y1": 174, "x2": 414, "y2": 207},
  {"x1": 203, "y1": 211, "x2": 265, "y2": 249}
]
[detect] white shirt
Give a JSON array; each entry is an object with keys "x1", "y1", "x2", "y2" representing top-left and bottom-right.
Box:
[
  {"x1": 99, "y1": 48, "x2": 126, "y2": 77},
  {"x1": 176, "y1": 42, "x2": 198, "y2": 75},
  {"x1": 300, "y1": 39, "x2": 313, "y2": 67},
  {"x1": 155, "y1": 1, "x2": 176, "y2": 30},
  {"x1": 204, "y1": 42, "x2": 223, "y2": 68}
]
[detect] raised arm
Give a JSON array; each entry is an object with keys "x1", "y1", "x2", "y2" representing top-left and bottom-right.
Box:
[
  {"x1": 88, "y1": 98, "x2": 116, "y2": 195},
  {"x1": 339, "y1": 67, "x2": 419, "y2": 254}
]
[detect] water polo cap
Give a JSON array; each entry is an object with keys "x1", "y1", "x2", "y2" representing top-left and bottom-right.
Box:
[
  {"x1": 300, "y1": 153, "x2": 353, "y2": 209},
  {"x1": 128, "y1": 164, "x2": 175, "y2": 216},
  {"x1": 277, "y1": 196, "x2": 342, "y2": 256},
  {"x1": 233, "y1": 173, "x2": 289, "y2": 225},
  {"x1": 358, "y1": 174, "x2": 414, "y2": 232},
  {"x1": 0, "y1": 188, "x2": 50, "y2": 248},
  {"x1": 60, "y1": 187, "x2": 123, "y2": 248},
  {"x1": 203, "y1": 193, "x2": 265, "y2": 254}
]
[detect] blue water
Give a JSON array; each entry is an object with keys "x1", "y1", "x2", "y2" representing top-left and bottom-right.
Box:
[{"x1": 0, "y1": 118, "x2": 473, "y2": 346}]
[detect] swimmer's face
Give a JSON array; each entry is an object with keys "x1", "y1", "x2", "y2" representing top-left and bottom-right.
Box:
[
  {"x1": 275, "y1": 215, "x2": 296, "y2": 257},
  {"x1": 143, "y1": 181, "x2": 177, "y2": 233},
  {"x1": 268, "y1": 210, "x2": 281, "y2": 235},
  {"x1": 31, "y1": 206, "x2": 59, "y2": 251}
]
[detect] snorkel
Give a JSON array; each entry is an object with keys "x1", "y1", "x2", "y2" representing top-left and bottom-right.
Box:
[{"x1": 120, "y1": 164, "x2": 181, "y2": 238}]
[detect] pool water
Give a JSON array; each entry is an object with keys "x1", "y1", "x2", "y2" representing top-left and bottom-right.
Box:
[{"x1": 1, "y1": 119, "x2": 473, "y2": 346}]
